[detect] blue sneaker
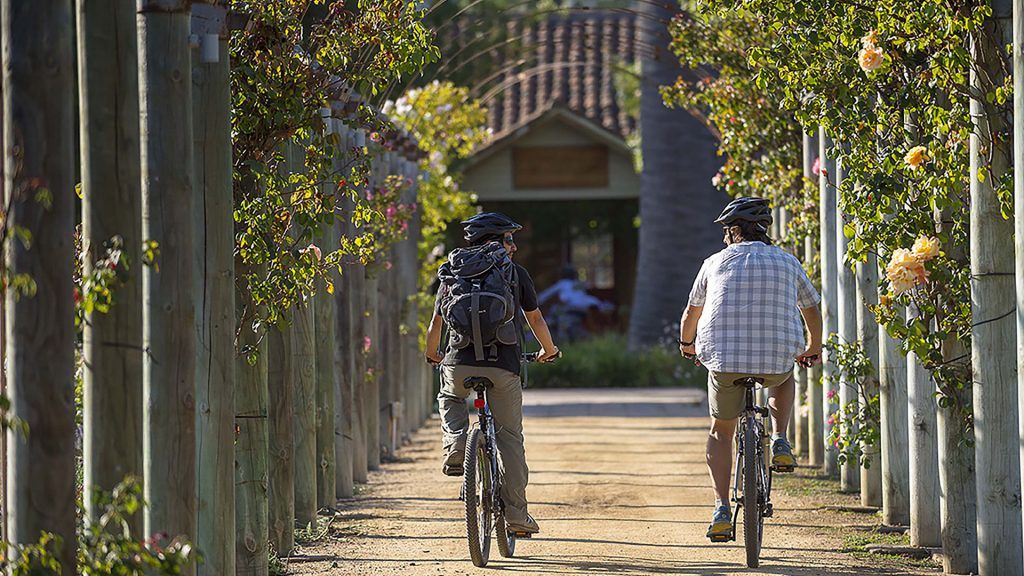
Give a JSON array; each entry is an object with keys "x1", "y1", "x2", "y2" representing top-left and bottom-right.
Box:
[
  {"x1": 771, "y1": 436, "x2": 796, "y2": 472},
  {"x1": 706, "y1": 505, "x2": 732, "y2": 541}
]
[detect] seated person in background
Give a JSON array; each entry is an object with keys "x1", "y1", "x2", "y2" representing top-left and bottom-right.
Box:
[{"x1": 538, "y1": 265, "x2": 614, "y2": 341}]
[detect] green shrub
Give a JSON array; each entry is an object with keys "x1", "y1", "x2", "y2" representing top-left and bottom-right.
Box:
[{"x1": 525, "y1": 334, "x2": 706, "y2": 388}]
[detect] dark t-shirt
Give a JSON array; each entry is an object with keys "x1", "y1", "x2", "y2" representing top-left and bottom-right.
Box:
[{"x1": 434, "y1": 262, "x2": 538, "y2": 375}]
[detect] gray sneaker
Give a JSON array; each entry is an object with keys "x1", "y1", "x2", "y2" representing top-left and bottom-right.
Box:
[
  {"x1": 441, "y1": 448, "x2": 463, "y2": 477},
  {"x1": 506, "y1": 513, "x2": 540, "y2": 534}
]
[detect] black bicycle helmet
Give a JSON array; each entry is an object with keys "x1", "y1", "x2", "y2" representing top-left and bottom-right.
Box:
[
  {"x1": 461, "y1": 211, "x2": 523, "y2": 244},
  {"x1": 714, "y1": 196, "x2": 773, "y2": 227}
]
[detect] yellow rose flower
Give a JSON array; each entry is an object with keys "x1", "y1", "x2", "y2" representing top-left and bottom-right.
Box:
[
  {"x1": 887, "y1": 265, "x2": 916, "y2": 295},
  {"x1": 886, "y1": 248, "x2": 917, "y2": 273},
  {"x1": 858, "y1": 45, "x2": 884, "y2": 73},
  {"x1": 911, "y1": 236, "x2": 940, "y2": 261},
  {"x1": 862, "y1": 30, "x2": 879, "y2": 48},
  {"x1": 879, "y1": 294, "x2": 893, "y2": 307},
  {"x1": 905, "y1": 145, "x2": 928, "y2": 169}
]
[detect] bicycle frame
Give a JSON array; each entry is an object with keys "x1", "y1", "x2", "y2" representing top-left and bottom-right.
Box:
[
  {"x1": 730, "y1": 384, "x2": 773, "y2": 533},
  {"x1": 473, "y1": 388, "x2": 503, "y2": 518}
]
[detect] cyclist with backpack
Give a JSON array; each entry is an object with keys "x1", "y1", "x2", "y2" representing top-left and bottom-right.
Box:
[
  {"x1": 424, "y1": 212, "x2": 559, "y2": 535},
  {"x1": 676, "y1": 197, "x2": 822, "y2": 541}
]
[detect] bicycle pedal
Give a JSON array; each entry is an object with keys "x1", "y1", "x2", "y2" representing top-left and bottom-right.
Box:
[
  {"x1": 708, "y1": 533, "x2": 731, "y2": 543},
  {"x1": 771, "y1": 464, "x2": 795, "y2": 473},
  {"x1": 510, "y1": 531, "x2": 533, "y2": 538},
  {"x1": 764, "y1": 504, "x2": 774, "y2": 518}
]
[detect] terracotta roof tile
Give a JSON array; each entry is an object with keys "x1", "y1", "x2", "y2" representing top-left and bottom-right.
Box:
[{"x1": 484, "y1": 11, "x2": 638, "y2": 142}]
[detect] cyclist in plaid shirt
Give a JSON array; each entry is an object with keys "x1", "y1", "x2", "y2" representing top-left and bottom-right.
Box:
[{"x1": 677, "y1": 196, "x2": 822, "y2": 540}]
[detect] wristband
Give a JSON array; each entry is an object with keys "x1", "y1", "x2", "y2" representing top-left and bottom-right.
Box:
[{"x1": 679, "y1": 339, "x2": 694, "y2": 346}]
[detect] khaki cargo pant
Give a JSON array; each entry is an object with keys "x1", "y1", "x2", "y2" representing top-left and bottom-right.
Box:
[{"x1": 439, "y1": 364, "x2": 530, "y2": 526}]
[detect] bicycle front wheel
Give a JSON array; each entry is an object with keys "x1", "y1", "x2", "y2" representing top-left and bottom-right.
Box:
[
  {"x1": 463, "y1": 429, "x2": 491, "y2": 567},
  {"x1": 743, "y1": 419, "x2": 763, "y2": 568}
]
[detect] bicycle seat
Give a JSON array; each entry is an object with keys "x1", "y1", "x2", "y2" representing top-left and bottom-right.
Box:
[
  {"x1": 463, "y1": 376, "x2": 495, "y2": 390},
  {"x1": 733, "y1": 377, "x2": 764, "y2": 389}
]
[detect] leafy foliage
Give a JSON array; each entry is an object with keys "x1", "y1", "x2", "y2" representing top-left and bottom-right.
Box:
[
  {"x1": 668, "y1": 0, "x2": 1002, "y2": 434},
  {"x1": 229, "y1": 0, "x2": 438, "y2": 334},
  {"x1": 383, "y1": 80, "x2": 490, "y2": 335},
  {"x1": 824, "y1": 337, "x2": 880, "y2": 467}
]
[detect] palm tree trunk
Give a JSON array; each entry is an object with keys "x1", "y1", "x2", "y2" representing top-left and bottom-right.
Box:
[{"x1": 627, "y1": 0, "x2": 723, "y2": 348}]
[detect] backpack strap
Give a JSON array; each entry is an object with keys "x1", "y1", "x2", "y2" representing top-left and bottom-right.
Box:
[{"x1": 470, "y1": 290, "x2": 485, "y2": 361}]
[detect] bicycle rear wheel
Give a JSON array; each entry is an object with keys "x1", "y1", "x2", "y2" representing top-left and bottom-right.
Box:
[
  {"x1": 743, "y1": 419, "x2": 763, "y2": 568},
  {"x1": 496, "y1": 510, "x2": 515, "y2": 557},
  {"x1": 464, "y1": 429, "x2": 492, "y2": 567}
]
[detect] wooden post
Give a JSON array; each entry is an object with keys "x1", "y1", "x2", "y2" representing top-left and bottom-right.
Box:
[
  {"x1": 3, "y1": 1, "x2": 76, "y2": 570},
  {"x1": 400, "y1": 157, "x2": 422, "y2": 433},
  {"x1": 934, "y1": 190, "x2": 979, "y2": 573},
  {"x1": 314, "y1": 120, "x2": 337, "y2": 512},
  {"x1": 77, "y1": 0, "x2": 143, "y2": 534},
  {"x1": 192, "y1": 9, "x2": 234, "y2": 573},
  {"x1": 855, "y1": 255, "x2": 882, "y2": 507},
  {"x1": 138, "y1": 0, "x2": 197, "y2": 557},
  {"x1": 234, "y1": 261, "x2": 269, "y2": 575},
  {"x1": 332, "y1": 120, "x2": 355, "y2": 499},
  {"x1": 291, "y1": 307, "x2": 317, "y2": 524},
  {"x1": 801, "y1": 130, "x2": 817, "y2": 463},
  {"x1": 267, "y1": 320, "x2": 295, "y2": 555},
  {"x1": 818, "y1": 128, "x2": 838, "y2": 478},
  {"x1": 351, "y1": 260, "x2": 370, "y2": 481},
  {"x1": 1014, "y1": 0, "x2": 1024, "y2": 563},
  {"x1": 835, "y1": 157, "x2": 858, "y2": 494},
  {"x1": 907, "y1": 305, "x2": 940, "y2": 546},
  {"x1": 365, "y1": 268, "x2": 382, "y2": 470},
  {"x1": 971, "y1": 1, "x2": 1023, "y2": 570},
  {"x1": 879, "y1": 296, "x2": 910, "y2": 526},
  {"x1": 291, "y1": 143, "x2": 318, "y2": 526}
]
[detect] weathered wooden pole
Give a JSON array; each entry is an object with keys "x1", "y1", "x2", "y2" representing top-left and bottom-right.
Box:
[
  {"x1": 907, "y1": 304, "x2": 940, "y2": 546},
  {"x1": 351, "y1": 258, "x2": 370, "y2": 481},
  {"x1": 972, "y1": 1, "x2": 1023, "y2": 571},
  {"x1": 364, "y1": 143, "x2": 383, "y2": 471},
  {"x1": 293, "y1": 289, "x2": 318, "y2": 528},
  {"x1": 192, "y1": 6, "x2": 235, "y2": 573},
  {"x1": 835, "y1": 158, "x2": 858, "y2": 494},
  {"x1": 377, "y1": 151, "x2": 400, "y2": 458},
  {"x1": 933, "y1": 194, "x2": 978, "y2": 573},
  {"x1": 138, "y1": 0, "x2": 197, "y2": 557},
  {"x1": 331, "y1": 119, "x2": 354, "y2": 499},
  {"x1": 315, "y1": 124, "x2": 338, "y2": 510},
  {"x1": 1014, "y1": 0, "x2": 1024, "y2": 563},
  {"x1": 855, "y1": 253, "x2": 881, "y2": 507},
  {"x1": 234, "y1": 262, "x2": 269, "y2": 575},
  {"x1": 801, "y1": 130, "x2": 818, "y2": 464},
  {"x1": 267, "y1": 319, "x2": 295, "y2": 555},
  {"x1": 3, "y1": 1, "x2": 76, "y2": 569},
  {"x1": 77, "y1": 0, "x2": 143, "y2": 534},
  {"x1": 878, "y1": 274, "x2": 909, "y2": 526},
  {"x1": 400, "y1": 155, "x2": 422, "y2": 433},
  {"x1": 818, "y1": 128, "x2": 838, "y2": 478}
]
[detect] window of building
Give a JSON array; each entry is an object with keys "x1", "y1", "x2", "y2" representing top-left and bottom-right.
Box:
[{"x1": 571, "y1": 233, "x2": 614, "y2": 289}]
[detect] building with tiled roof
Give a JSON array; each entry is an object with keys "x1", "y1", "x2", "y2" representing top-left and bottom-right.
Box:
[{"x1": 461, "y1": 10, "x2": 643, "y2": 336}]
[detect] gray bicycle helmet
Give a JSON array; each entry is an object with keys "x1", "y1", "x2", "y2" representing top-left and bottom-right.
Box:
[
  {"x1": 714, "y1": 196, "x2": 773, "y2": 227},
  {"x1": 461, "y1": 211, "x2": 523, "y2": 244}
]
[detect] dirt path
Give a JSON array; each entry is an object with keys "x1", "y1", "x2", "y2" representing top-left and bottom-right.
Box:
[{"x1": 288, "y1": 389, "x2": 939, "y2": 576}]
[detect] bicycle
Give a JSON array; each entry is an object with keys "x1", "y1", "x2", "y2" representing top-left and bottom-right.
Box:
[
  {"x1": 709, "y1": 357, "x2": 815, "y2": 568},
  {"x1": 460, "y1": 350, "x2": 558, "y2": 567}
]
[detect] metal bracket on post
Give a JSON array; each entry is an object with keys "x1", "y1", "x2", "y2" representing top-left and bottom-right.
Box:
[{"x1": 190, "y1": 3, "x2": 229, "y2": 64}]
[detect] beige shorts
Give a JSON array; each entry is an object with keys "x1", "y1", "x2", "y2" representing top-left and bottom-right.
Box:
[{"x1": 708, "y1": 370, "x2": 793, "y2": 420}]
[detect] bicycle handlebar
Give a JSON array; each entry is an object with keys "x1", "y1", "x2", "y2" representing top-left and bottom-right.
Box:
[{"x1": 523, "y1": 350, "x2": 562, "y2": 363}]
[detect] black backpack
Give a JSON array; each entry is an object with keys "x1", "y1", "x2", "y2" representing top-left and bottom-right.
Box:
[{"x1": 437, "y1": 241, "x2": 519, "y2": 361}]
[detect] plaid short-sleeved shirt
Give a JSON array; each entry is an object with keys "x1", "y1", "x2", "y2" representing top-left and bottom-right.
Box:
[{"x1": 688, "y1": 241, "x2": 820, "y2": 374}]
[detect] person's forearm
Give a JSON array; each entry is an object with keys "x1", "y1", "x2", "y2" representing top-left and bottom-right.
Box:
[
  {"x1": 679, "y1": 305, "x2": 703, "y2": 343},
  {"x1": 425, "y1": 314, "x2": 443, "y2": 356},
  {"x1": 524, "y1": 310, "x2": 556, "y2": 351},
  {"x1": 801, "y1": 305, "x2": 823, "y2": 348}
]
